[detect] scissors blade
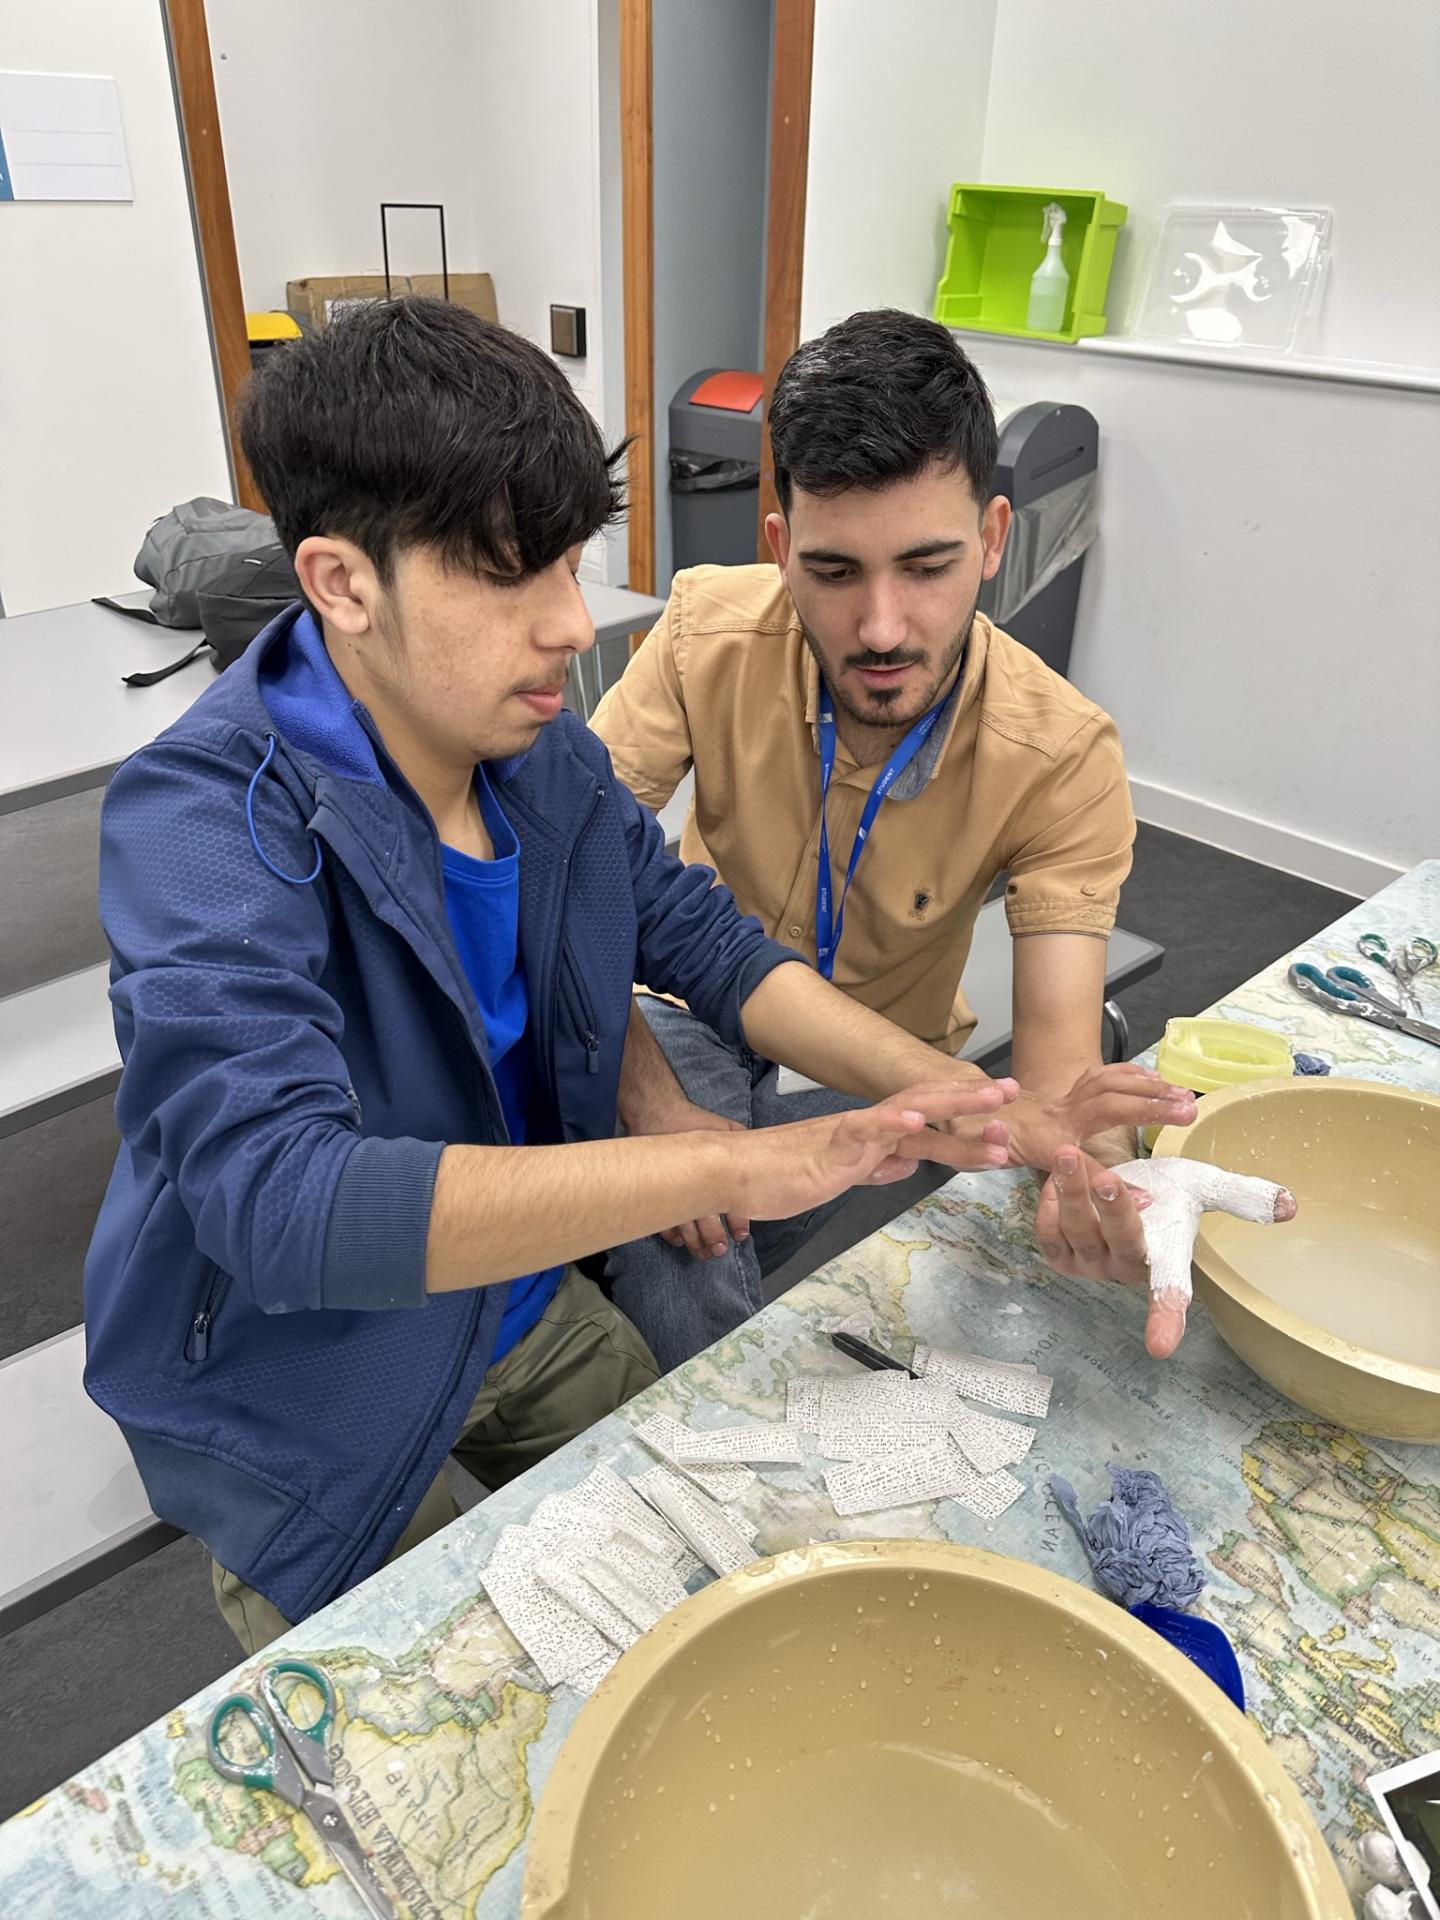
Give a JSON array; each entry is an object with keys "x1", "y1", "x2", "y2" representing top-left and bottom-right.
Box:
[
  {"x1": 1397, "y1": 1014, "x2": 1440, "y2": 1051},
  {"x1": 301, "y1": 1789, "x2": 400, "y2": 1919}
]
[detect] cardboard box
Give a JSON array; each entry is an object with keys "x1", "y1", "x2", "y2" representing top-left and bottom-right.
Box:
[{"x1": 286, "y1": 273, "x2": 498, "y2": 330}]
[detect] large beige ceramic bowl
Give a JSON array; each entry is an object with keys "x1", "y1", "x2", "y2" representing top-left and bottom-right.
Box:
[
  {"x1": 522, "y1": 1540, "x2": 1347, "y2": 1919},
  {"x1": 1154, "y1": 1076, "x2": 1440, "y2": 1442}
]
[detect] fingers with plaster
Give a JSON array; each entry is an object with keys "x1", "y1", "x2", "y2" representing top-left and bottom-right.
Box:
[
  {"x1": 1359, "y1": 1829, "x2": 1430, "y2": 1920},
  {"x1": 1111, "y1": 1158, "x2": 1298, "y2": 1360}
]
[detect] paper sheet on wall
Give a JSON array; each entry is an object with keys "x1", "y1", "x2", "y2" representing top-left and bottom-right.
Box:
[{"x1": 0, "y1": 72, "x2": 131, "y2": 203}]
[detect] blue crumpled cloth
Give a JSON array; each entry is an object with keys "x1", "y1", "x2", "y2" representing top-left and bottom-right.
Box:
[
  {"x1": 1292, "y1": 1052, "x2": 1332, "y2": 1076},
  {"x1": 1049, "y1": 1464, "x2": 1205, "y2": 1609}
]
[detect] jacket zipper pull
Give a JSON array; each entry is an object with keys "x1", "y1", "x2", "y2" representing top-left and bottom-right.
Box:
[
  {"x1": 585, "y1": 1033, "x2": 600, "y2": 1074},
  {"x1": 187, "y1": 1310, "x2": 212, "y2": 1362}
]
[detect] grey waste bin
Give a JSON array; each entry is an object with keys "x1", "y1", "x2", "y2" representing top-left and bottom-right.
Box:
[
  {"x1": 669, "y1": 370, "x2": 764, "y2": 571},
  {"x1": 978, "y1": 402, "x2": 1099, "y2": 680}
]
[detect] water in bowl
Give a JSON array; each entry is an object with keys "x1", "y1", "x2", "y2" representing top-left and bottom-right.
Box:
[{"x1": 1207, "y1": 1198, "x2": 1440, "y2": 1366}]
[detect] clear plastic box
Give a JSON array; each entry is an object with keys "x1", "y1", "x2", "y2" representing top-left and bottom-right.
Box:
[{"x1": 1131, "y1": 204, "x2": 1332, "y2": 352}]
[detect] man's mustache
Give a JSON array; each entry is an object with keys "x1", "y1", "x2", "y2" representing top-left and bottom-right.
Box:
[{"x1": 844, "y1": 652, "x2": 927, "y2": 672}]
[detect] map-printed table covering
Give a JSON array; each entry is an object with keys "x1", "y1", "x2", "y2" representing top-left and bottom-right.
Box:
[{"x1": 4, "y1": 861, "x2": 1438, "y2": 1916}]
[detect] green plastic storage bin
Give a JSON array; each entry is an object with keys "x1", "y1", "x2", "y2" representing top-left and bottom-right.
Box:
[{"x1": 933, "y1": 184, "x2": 1127, "y2": 343}]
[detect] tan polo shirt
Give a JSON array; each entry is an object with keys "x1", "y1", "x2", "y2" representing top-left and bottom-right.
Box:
[{"x1": 591, "y1": 564, "x2": 1135, "y2": 1053}]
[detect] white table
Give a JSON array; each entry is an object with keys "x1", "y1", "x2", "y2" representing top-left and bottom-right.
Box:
[
  {"x1": 0, "y1": 1329, "x2": 179, "y2": 1633},
  {"x1": 0, "y1": 581, "x2": 665, "y2": 815}
]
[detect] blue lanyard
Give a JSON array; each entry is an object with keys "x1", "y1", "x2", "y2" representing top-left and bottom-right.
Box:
[{"x1": 814, "y1": 684, "x2": 943, "y2": 980}]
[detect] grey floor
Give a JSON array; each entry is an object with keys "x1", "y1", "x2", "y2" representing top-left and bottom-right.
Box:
[{"x1": 0, "y1": 802, "x2": 1358, "y2": 1821}]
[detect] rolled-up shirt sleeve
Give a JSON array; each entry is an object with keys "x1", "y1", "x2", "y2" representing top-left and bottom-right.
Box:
[{"x1": 1003, "y1": 712, "x2": 1135, "y2": 937}]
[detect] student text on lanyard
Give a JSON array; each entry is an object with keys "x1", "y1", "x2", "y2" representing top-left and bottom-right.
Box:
[{"x1": 814, "y1": 683, "x2": 945, "y2": 981}]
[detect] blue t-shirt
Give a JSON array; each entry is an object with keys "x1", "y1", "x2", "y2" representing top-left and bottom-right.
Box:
[{"x1": 441, "y1": 773, "x2": 562, "y2": 1364}]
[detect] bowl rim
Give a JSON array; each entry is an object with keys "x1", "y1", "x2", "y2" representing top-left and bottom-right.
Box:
[
  {"x1": 1152, "y1": 1074, "x2": 1440, "y2": 1394},
  {"x1": 520, "y1": 1538, "x2": 1348, "y2": 1919}
]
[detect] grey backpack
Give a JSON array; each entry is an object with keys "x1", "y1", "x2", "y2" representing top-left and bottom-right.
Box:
[{"x1": 95, "y1": 497, "x2": 300, "y2": 685}]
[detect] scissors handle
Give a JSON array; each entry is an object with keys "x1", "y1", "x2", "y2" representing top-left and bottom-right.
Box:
[
  {"x1": 1358, "y1": 932, "x2": 1437, "y2": 984},
  {"x1": 209, "y1": 1692, "x2": 289, "y2": 1795},
  {"x1": 1327, "y1": 964, "x2": 1372, "y2": 990},
  {"x1": 1328, "y1": 964, "x2": 1399, "y2": 1010},
  {"x1": 261, "y1": 1658, "x2": 336, "y2": 1748},
  {"x1": 209, "y1": 1659, "x2": 336, "y2": 1797},
  {"x1": 1292, "y1": 961, "x2": 1354, "y2": 1001}
]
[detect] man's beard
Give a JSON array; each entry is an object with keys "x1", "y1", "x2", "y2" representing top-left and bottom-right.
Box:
[{"x1": 803, "y1": 599, "x2": 977, "y2": 730}]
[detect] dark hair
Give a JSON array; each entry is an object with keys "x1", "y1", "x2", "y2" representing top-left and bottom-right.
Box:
[
  {"x1": 238, "y1": 297, "x2": 625, "y2": 580},
  {"x1": 768, "y1": 309, "x2": 996, "y2": 513}
]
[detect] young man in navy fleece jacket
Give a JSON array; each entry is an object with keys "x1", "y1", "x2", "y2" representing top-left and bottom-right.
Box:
[{"x1": 83, "y1": 299, "x2": 1015, "y2": 1652}]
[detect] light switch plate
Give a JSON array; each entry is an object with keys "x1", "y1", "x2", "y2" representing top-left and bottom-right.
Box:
[{"x1": 550, "y1": 304, "x2": 587, "y2": 358}]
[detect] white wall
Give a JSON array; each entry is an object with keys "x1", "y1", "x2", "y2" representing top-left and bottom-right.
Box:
[
  {"x1": 207, "y1": 0, "x2": 484, "y2": 312},
  {"x1": 652, "y1": 0, "x2": 773, "y2": 584},
  {"x1": 210, "y1": 0, "x2": 628, "y2": 584},
  {"x1": 800, "y1": 0, "x2": 1440, "y2": 888},
  {"x1": 801, "y1": 0, "x2": 998, "y2": 339},
  {"x1": 0, "y1": 0, "x2": 231, "y2": 616},
  {"x1": 980, "y1": 0, "x2": 1440, "y2": 370},
  {"x1": 466, "y1": 1, "x2": 606, "y2": 401},
  {"x1": 467, "y1": 0, "x2": 624, "y2": 581},
  {"x1": 973, "y1": 0, "x2": 1440, "y2": 886},
  {"x1": 972, "y1": 336, "x2": 1434, "y2": 893}
]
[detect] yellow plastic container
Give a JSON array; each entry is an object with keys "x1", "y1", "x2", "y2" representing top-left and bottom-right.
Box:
[{"x1": 1142, "y1": 1017, "x2": 1293, "y2": 1148}]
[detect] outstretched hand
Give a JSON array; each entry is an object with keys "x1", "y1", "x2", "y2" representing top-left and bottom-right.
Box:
[
  {"x1": 1034, "y1": 1153, "x2": 1297, "y2": 1356},
  {"x1": 736, "y1": 1077, "x2": 1016, "y2": 1223}
]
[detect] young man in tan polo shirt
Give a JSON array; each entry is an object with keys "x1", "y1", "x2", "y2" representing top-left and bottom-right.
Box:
[{"x1": 593, "y1": 309, "x2": 1198, "y2": 1370}]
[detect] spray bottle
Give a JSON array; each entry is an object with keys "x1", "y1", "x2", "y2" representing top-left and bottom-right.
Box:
[{"x1": 1026, "y1": 202, "x2": 1069, "y2": 333}]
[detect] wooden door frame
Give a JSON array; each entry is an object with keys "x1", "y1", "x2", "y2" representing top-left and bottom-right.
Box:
[
  {"x1": 757, "y1": 0, "x2": 816, "y2": 549},
  {"x1": 618, "y1": 0, "x2": 814, "y2": 591},
  {"x1": 163, "y1": 0, "x2": 264, "y2": 510},
  {"x1": 619, "y1": 0, "x2": 656, "y2": 596}
]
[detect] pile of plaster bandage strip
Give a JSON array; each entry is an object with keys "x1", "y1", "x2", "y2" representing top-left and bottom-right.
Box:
[
  {"x1": 479, "y1": 1428, "x2": 781, "y2": 1695},
  {"x1": 787, "y1": 1341, "x2": 1052, "y2": 1521},
  {"x1": 480, "y1": 1347, "x2": 1053, "y2": 1691}
]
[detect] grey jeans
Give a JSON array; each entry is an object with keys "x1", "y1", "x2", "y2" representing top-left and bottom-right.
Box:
[{"x1": 604, "y1": 997, "x2": 865, "y2": 1372}]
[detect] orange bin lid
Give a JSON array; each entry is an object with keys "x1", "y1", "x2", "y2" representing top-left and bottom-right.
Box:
[{"x1": 690, "y1": 370, "x2": 764, "y2": 413}]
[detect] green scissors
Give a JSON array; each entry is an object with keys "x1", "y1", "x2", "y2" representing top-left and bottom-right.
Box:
[
  {"x1": 207, "y1": 1658, "x2": 398, "y2": 1917},
  {"x1": 1357, "y1": 933, "x2": 1438, "y2": 1014}
]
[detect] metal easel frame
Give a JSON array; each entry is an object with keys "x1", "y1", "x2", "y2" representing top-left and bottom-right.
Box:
[{"x1": 380, "y1": 202, "x2": 450, "y2": 300}]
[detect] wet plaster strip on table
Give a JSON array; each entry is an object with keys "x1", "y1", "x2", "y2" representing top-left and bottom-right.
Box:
[
  {"x1": 913, "y1": 1342, "x2": 1054, "y2": 1418},
  {"x1": 632, "y1": 1464, "x2": 760, "y2": 1578},
  {"x1": 634, "y1": 1413, "x2": 758, "y2": 1501},
  {"x1": 823, "y1": 1437, "x2": 1025, "y2": 1521},
  {"x1": 479, "y1": 1477, "x2": 697, "y2": 1689}
]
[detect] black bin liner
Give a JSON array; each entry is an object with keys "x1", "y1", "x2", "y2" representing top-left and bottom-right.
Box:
[{"x1": 669, "y1": 448, "x2": 761, "y2": 493}]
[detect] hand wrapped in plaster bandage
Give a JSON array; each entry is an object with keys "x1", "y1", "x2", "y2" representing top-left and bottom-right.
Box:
[{"x1": 1112, "y1": 1158, "x2": 1297, "y2": 1360}]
